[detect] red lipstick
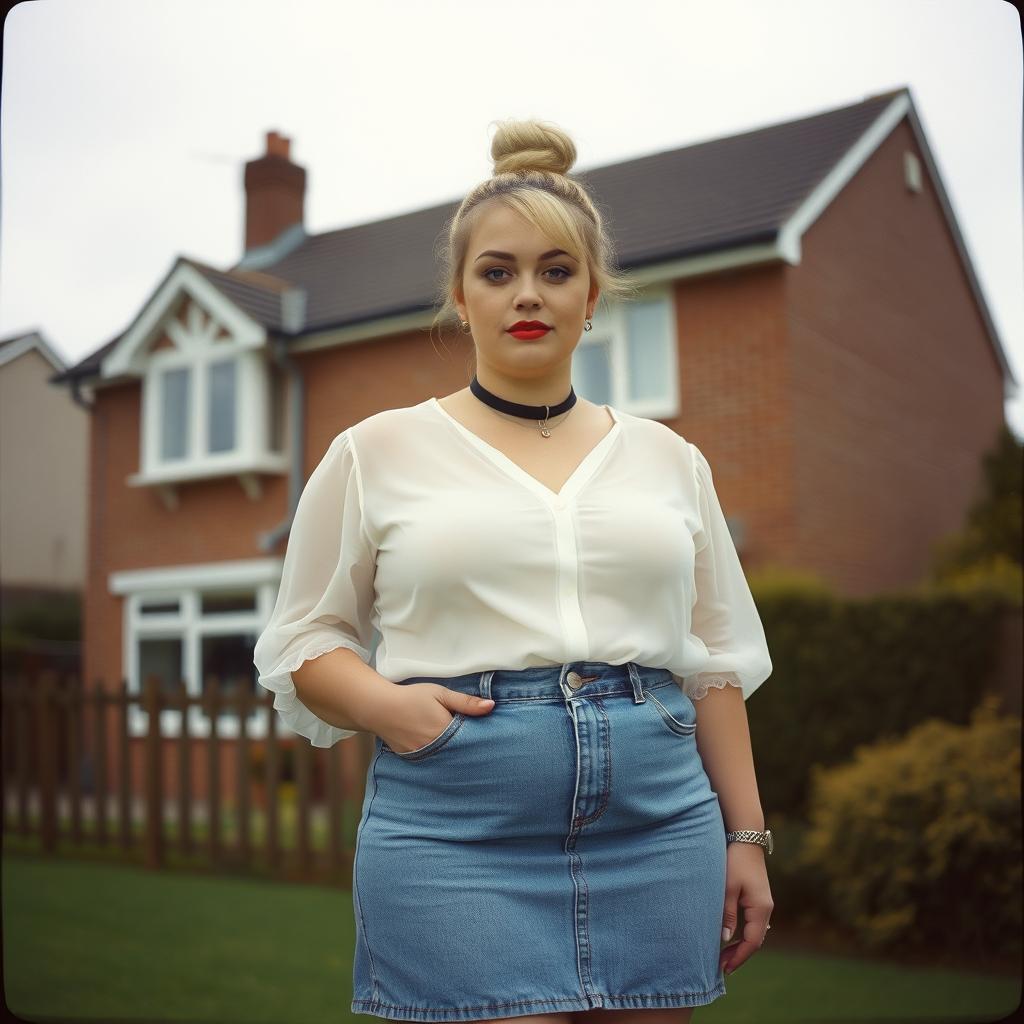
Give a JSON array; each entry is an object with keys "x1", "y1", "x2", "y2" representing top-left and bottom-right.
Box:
[{"x1": 508, "y1": 320, "x2": 552, "y2": 340}]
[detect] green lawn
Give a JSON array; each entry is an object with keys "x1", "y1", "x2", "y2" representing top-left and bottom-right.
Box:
[{"x1": 2, "y1": 852, "x2": 1019, "y2": 1024}]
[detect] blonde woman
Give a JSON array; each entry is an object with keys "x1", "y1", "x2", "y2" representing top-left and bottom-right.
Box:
[{"x1": 253, "y1": 118, "x2": 774, "y2": 1024}]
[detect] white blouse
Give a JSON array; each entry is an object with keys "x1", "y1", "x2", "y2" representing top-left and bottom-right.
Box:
[{"x1": 253, "y1": 397, "x2": 773, "y2": 747}]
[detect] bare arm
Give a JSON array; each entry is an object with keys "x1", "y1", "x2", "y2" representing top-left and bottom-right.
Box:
[
  {"x1": 291, "y1": 646, "x2": 399, "y2": 733},
  {"x1": 693, "y1": 683, "x2": 765, "y2": 832}
]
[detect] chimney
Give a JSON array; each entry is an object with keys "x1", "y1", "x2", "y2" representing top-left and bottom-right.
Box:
[{"x1": 243, "y1": 130, "x2": 306, "y2": 252}]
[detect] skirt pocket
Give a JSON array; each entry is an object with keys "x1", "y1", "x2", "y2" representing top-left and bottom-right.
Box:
[
  {"x1": 642, "y1": 683, "x2": 698, "y2": 737},
  {"x1": 380, "y1": 712, "x2": 467, "y2": 762}
]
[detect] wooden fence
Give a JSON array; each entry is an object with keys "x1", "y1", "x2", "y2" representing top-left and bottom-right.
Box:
[{"x1": 1, "y1": 670, "x2": 374, "y2": 884}]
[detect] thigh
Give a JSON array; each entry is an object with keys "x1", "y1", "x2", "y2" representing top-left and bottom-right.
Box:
[{"x1": 572, "y1": 1011, "x2": 694, "y2": 1024}]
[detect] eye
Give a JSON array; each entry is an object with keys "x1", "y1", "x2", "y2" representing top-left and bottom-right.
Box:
[{"x1": 482, "y1": 266, "x2": 572, "y2": 283}]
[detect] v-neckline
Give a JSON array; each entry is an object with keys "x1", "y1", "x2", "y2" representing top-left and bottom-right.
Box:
[{"x1": 428, "y1": 396, "x2": 622, "y2": 508}]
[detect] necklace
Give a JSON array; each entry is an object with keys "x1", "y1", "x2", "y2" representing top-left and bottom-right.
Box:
[{"x1": 469, "y1": 374, "x2": 576, "y2": 438}]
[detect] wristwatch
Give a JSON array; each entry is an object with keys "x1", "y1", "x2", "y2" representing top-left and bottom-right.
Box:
[{"x1": 726, "y1": 829, "x2": 773, "y2": 854}]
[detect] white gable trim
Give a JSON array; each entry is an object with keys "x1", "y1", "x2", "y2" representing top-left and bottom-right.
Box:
[
  {"x1": 778, "y1": 92, "x2": 912, "y2": 263},
  {"x1": 102, "y1": 260, "x2": 265, "y2": 379},
  {"x1": 779, "y1": 90, "x2": 1015, "y2": 391},
  {"x1": 0, "y1": 330, "x2": 68, "y2": 373}
]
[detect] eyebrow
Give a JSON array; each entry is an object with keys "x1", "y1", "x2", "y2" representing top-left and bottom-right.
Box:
[{"x1": 474, "y1": 248, "x2": 576, "y2": 262}]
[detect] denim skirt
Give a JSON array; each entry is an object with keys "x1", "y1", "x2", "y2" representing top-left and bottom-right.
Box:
[{"x1": 351, "y1": 661, "x2": 728, "y2": 1021}]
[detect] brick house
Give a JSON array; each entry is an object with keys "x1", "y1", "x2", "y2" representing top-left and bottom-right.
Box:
[{"x1": 49, "y1": 84, "x2": 1015, "y2": 798}]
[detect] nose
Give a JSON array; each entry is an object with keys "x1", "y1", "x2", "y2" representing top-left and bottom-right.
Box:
[{"x1": 513, "y1": 276, "x2": 542, "y2": 310}]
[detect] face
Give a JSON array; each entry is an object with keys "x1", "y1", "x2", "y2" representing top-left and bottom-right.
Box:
[{"x1": 455, "y1": 201, "x2": 599, "y2": 403}]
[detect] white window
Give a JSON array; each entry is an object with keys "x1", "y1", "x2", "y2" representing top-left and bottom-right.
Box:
[
  {"x1": 130, "y1": 295, "x2": 288, "y2": 497},
  {"x1": 149, "y1": 348, "x2": 244, "y2": 467},
  {"x1": 207, "y1": 357, "x2": 238, "y2": 454},
  {"x1": 122, "y1": 573, "x2": 278, "y2": 740},
  {"x1": 573, "y1": 287, "x2": 679, "y2": 418},
  {"x1": 159, "y1": 366, "x2": 192, "y2": 461}
]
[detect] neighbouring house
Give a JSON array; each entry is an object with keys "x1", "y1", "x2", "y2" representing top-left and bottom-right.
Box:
[
  {"x1": 47, "y1": 85, "x2": 1016, "y2": 799},
  {"x1": 1, "y1": 329, "x2": 88, "y2": 677}
]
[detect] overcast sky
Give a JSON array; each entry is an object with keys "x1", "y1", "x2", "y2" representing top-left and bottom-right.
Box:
[{"x1": 3, "y1": 0, "x2": 1022, "y2": 437}]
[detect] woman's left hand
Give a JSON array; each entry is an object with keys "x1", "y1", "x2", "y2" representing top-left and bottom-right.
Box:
[{"x1": 719, "y1": 840, "x2": 773, "y2": 976}]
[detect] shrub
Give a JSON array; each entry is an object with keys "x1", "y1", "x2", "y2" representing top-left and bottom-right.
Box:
[{"x1": 798, "y1": 694, "x2": 1021, "y2": 956}]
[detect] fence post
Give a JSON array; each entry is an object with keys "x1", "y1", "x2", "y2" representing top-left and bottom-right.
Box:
[
  {"x1": 15, "y1": 675, "x2": 32, "y2": 836},
  {"x1": 36, "y1": 670, "x2": 59, "y2": 853},
  {"x1": 68, "y1": 673, "x2": 83, "y2": 845},
  {"x1": 265, "y1": 699, "x2": 281, "y2": 874},
  {"x1": 205, "y1": 676, "x2": 222, "y2": 868},
  {"x1": 177, "y1": 679, "x2": 193, "y2": 858},
  {"x1": 119, "y1": 678, "x2": 132, "y2": 851},
  {"x1": 296, "y1": 739, "x2": 313, "y2": 877},
  {"x1": 236, "y1": 679, "x2": 252, "y2": 867},
  {"x1": 143, "y1": 674, "x2": 164, "y2": 869},
  {"x1": 93, "y1": 678, "x2": 108, "y2": 846}
]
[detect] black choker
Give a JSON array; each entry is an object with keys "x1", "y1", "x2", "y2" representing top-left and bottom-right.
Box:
[{"x1": 470, "y1": 375, "x2": 577, "y2": 421}]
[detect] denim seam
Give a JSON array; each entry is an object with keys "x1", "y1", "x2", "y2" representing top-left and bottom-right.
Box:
[
  {"x1": 385, "y1": 713, "x2": 468, "y2": 761},
  {"x1": 643, "y1": 687, "x2": 697, "y2": 736},
  {"x1": 575, "y1": 700, "x2": 611, "y2": 827},
  {"x1": 351, "y1": 981, "x2": 727, "y2": 1014},
  {"x1": 578, "y1": 847, "x2": 595, "y2": 993},
  {"x1": 354, "y1": 744, "x2": 385, "y2": 1003}
]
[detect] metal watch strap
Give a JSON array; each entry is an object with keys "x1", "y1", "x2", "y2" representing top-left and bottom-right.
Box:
[{"x1": 725, "y1": 829, "x2": 773, "y2": 854}]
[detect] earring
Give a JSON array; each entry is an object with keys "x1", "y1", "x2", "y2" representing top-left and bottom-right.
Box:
[
  {"x1": 460, "y1": 320, "x2": 472, "y2": 334},
  {"x1": 584, "y1": 318, "x2": 592, "y2": 332}
]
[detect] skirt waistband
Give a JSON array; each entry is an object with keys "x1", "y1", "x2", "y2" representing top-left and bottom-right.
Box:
[{"x1": 393, "y1": 661, "x2": 678, "y2": 703}]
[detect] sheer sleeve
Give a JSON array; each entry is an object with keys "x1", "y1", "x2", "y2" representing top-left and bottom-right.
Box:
[
  {"x1": 253, "y1": 429, "x2": 377, "y2": 747},
  {"x1": 681, "y1": 442, "x2": 772, "y2": 702}
]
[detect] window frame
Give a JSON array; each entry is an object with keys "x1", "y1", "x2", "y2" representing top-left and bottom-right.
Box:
[
  {"x1": 574, "y1": 284, "x2": 680, "y2": 418},
  {"x1": 123, "y1": 579, "x2": 281, "y2": 740}
]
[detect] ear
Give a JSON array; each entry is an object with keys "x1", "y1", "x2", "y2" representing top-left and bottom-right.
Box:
[
  {"x1": 454, "y1": 286, "x2": 466, "y2": 323},
  {"x1": 587, "y1": 280, "x2": 600, "y2": 319}
]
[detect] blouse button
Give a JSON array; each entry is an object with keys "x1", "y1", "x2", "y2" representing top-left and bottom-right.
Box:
[{"x1": 566, "y1": 671, "x2": 583, "y2": 689}]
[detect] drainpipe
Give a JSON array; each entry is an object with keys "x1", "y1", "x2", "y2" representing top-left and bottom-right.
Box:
[
  {"x1": 258, "y1": 287, "x2": 307, "y2": 553},
  {"x1": 68, "y1": 374, "x2": 94, "y2": 411}
]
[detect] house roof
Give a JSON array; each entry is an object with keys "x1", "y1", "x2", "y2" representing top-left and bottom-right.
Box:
[
  {"x1": 0, "y1": 329, "x2": 70, "y2": 374},
  {"x1": 50, "y1": 85, "x2": 1014, "y2": 390},
  {"x1": 240, "y1": 87, "x2": 901, "y2": 336}
]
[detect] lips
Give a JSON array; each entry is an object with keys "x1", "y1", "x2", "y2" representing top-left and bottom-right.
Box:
[{"x1": 508, "y1": 321, "x2": 552, "y2": 340}]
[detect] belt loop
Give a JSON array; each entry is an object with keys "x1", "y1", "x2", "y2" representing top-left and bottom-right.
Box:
[
  {"x1": 478, "y1": 670, "x2": 494, "y2": 700},
  {"x1": 627, "y1": 662, "x2": 645, "y2": 704}
]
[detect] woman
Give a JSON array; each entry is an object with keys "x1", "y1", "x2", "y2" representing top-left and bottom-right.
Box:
[{"x1": 253, "y1": 117, "x2": 774, "y2": 1024}]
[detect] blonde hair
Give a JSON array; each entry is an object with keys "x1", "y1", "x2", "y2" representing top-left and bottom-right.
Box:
[{"x1": 430, "y1": 118, "x2": 638, "y2": 350}]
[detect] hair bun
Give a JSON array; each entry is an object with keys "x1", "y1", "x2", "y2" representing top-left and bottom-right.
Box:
[{"x1": 489, "y1": 118, "x2": 577, "y2": 177}]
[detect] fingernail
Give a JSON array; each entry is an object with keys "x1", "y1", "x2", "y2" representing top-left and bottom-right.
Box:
[
  {"x1": 724, "y1": 964, "x2": 733, "y2": 975},
  {"x1": 479, "y1": 698, "x2": 494, "y2": 705},
  {"x1": 722, "y1": 926, "x2": 732, "y2": 942}
]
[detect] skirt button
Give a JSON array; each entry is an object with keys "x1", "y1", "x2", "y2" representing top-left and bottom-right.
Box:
[{"x1": 567, "y1": 671, "x2": 583, "y2": 689}]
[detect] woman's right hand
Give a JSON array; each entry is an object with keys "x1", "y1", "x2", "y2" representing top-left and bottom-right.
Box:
[{"x1": 368, "y1": 682, "x2": 495, "y2": 754}]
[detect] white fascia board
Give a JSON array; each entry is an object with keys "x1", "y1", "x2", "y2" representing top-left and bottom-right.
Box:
[
  {"x1": 109, "y1": 557, "x2": 284, "y2": 595},
  {"x1": 778, "y1": 93, "x2": 912, "y2": 262},
  {"x1": 778, "y1": 88, "x2": 1015, "y2": 392},
  {"x1": 0, "y1": 330, "x2": 68, "y2": 373}
]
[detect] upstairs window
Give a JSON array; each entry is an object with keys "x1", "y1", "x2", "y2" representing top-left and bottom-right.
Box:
[
  {"x1": 133, "y1": 294, "x2": 287, "y2": 494},
  {"x1": 159, "y1": 366, "x2": 192, "y2": 461},
  {"x1": 573, "y1": 287, "x2": 679, "y2": 418},
  {"x1": 207, "y1": 358, "x2": 238, "y2": 454}
]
